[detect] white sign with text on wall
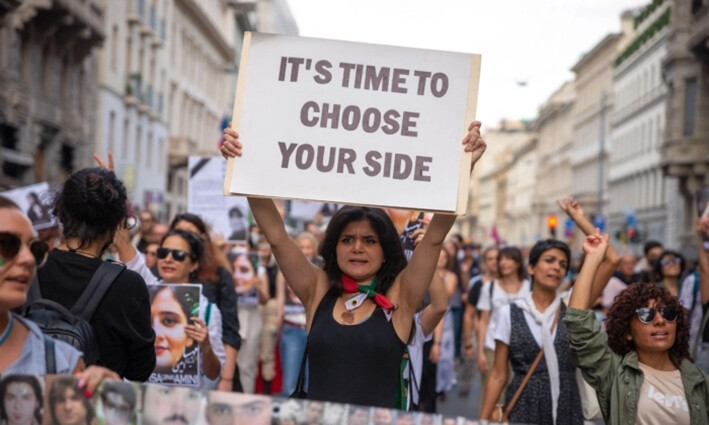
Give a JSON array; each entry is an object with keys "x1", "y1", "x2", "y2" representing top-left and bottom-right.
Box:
[{"x1": 224, "y1": 32, "x2": 481, "y2": 214}]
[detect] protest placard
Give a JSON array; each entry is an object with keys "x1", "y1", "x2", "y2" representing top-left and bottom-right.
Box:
[
  {"x1": 1, "y1": 182, "x2": 56, "y2": 230},
  {"x1": 188, "y1": 156, "x2": 249, "y2": 243},
  {"x1": 224, "y1": 33, "x2": 481, "y2": 214},
  {"x1": 147, "y1": 284, "x2": 202, "y2": 388}
]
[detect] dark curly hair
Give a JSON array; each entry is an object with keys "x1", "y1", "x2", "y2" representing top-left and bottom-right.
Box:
[
  {"x1": 605, "y1": 282, "x2": 690, "y2": 361},
  {"x1": 52, "y1": 167, "x2": 128, "y2": 250},
  {"x1": 318, "y1": 206, "x2": 407, "y2": 297}
]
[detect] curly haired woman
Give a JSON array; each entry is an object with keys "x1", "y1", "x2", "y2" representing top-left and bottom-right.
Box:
[{"x1": 566, "y1": 231, "x2": 708, "y2": 425}]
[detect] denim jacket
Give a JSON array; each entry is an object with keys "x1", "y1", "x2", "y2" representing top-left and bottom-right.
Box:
[{"x1": 564, "y1": 307, "x2": 708, "y2": 425}]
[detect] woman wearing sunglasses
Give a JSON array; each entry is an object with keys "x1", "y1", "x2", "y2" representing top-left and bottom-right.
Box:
[
  {"x1": 169, "y1": 213, "x2": 241, "y2": 392},
  {"x1": 653, "y1": 250, "x2": 704, "y2": 347},
  {"x1": 116, "y1": 228, "x2": 226, "y2": 389},
  {"x1": 567, "y1": 231, "x2": 708, "y2": 425},
  {"x1": 0, "y1": 195, "x2": 121, "y2": 392}
]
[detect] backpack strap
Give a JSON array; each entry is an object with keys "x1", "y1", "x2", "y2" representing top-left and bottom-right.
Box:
[
  {"x1": 71, "y1": 261, "x2": 126, "y2": 321},
  {"x1": 205, "y1": 302, "x2": 213, "y2": 326},
  {"x1": 44, "y1": 335, "x2": 56, "y2": 374}
]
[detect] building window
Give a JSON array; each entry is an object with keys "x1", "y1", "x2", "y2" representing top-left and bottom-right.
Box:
[
  {"x1": 683, "y1": 78, "x2": 698, "y2": 136},
  {"x1": 123, "y1": 118, "x2": 130, "y2": 160},
  {"x1": 108, "y1": 111, "x2": 116, "y2": 154},
  {"x1": 147, "y1": 132, "x2": 153, "y2": 169},
  {"x1": 111, "y1": 25, "x2": 119, "y2": 71},
  {"x1": 136, "y1": 125, "x2": 142, "y2": 164}
]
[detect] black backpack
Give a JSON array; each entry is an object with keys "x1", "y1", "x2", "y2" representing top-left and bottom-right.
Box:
[{"x1": 24, "y1": 261, "x2": 125, "y2": 366}]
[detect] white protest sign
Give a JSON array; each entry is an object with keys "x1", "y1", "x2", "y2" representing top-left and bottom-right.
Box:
[
  {"x1": 224, "y1": 33, "x2": 481, "y2": 214},
  {"x1": 188, "y1": 156, "x2": 249, "y2": 243},
  {"x1": 1, "y1": 182, "x2": 57, "y2": 230}
]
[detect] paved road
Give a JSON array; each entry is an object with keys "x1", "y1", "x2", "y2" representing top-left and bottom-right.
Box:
[{"x1": 437, "y1": 362, "x2": 482, "y2": 420}]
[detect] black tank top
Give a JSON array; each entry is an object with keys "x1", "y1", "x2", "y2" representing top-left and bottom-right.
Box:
[{"x1": 307, "y1": 288, "x2": 406, "y2": 407}]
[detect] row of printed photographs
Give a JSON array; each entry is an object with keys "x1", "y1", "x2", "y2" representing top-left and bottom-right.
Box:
[{"x1": 0, "y1": 375, "x2": 486, "y2": 425}]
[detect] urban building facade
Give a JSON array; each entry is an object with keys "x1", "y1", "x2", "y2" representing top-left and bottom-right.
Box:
[
  {"x1": 95, "y1": 0, "x2": 169, "y2": 217},
  {"x1": 473, "y1": 121, "x2": 537, "y2": 246},
  {"x1": 662, "y1": 0, "x2": 709, "y2": 253},
  {"x1": 570, "y1": 30, "x2": 629, "y2": 231},
  {"x1": 609, "y1": 2, "x2": 681, "y2": 252},
  {"x1": 532, "y1": 81, "x2": 576, "y2": 246},
  {"x1": 0, "y1": 0, "x2": 104, "y2": 189}
]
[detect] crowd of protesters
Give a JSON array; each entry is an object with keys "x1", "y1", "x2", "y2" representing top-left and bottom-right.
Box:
[{"x1": 1, "y1": 118, "x2": 708, "y2": 424}]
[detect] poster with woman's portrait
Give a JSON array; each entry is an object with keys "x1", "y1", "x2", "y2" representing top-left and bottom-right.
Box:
[
  {"x1": 0, "y1": 375, "x2": 45, "y2": 425},
  {"x1": 42, "y1": 376, "x2": 96, "y2": 425},
  {"x1": 147, "y1": 284, "x2": 203, "y2": 388}
]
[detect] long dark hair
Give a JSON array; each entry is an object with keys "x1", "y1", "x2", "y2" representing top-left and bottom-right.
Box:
[
  {"x1": 0, "y1": 375, "x2": 43, "y2": 424},
  {"x1": 318, "y1": 206, "x2": 406, "y2": 296}
]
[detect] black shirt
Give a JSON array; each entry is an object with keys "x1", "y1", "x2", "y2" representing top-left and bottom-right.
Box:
[
  {"x1": 37, "y1": 250, "x2": 156, "y2": 381},
  {"x1": 201, "y1": 267, "x2": 241, "y2": 350},
  {"x1": 307, "y1": 288, "x2": 406, "y2": 407}
]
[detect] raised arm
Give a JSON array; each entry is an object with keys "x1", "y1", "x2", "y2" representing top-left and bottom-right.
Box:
[
  {"x1": 568, "y1": 230, "x2": 609, "y2": 310},
  {"x1": 398, "y1": 121, "x2": 486, "y2": 313},
  {"x1": 558, "y1": 198, "x2": 619, "y2": 302},
  {"x1": 222, "y1": 127, "x2": 326, "y2": 311}
]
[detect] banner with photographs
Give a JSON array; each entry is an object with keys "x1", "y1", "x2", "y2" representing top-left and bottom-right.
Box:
[
  {"x1": 697, "y1": 187, "x2": 709, "y2": 250},
  {"x1": 147, "y1": 284, "x2": 203, "y2": 388},
  {"x1": 0, "y1": 375, "x2": 493, "y2": 425},
  {"x1": 1, "y1": 182, "x2": 56, "y2": 230},
  {"x1": 187, "y1": 156, "x2": 249, "y2": 244}
]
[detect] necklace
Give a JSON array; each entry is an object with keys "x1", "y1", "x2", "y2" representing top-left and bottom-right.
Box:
[
  {"x1": 0, "y1": 314, "x2": 14, "y2": 345},
  {"x1": 341, "y1": 293, "x2": 367, "y2": 324}
]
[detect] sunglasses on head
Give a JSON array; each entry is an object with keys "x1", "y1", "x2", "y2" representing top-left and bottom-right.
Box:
[
  {"x1": 635, "y1": 306, "x2": 678, "y2": 324},
  {"x1": 0, "y1": 231, "x2": 49, "y2": 267},
  {"x1": 156, "y1": 247, "x2": 191, "y2": 262},
  {"x1": 660, "y1": 257, "x2": 681, "y2": 266}
]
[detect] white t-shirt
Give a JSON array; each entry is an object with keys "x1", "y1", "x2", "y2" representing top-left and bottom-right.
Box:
[
  {"x1": 494, "y1": 304, "x2": 558, "y2": 347},
  {"x1": 677, "y1": 273, "x2": 702, "y2": 347},
  {"x1": 636, "y1": 362, "x2": 690, "y2": 425},
  {"x1": 477, "y1": 279, "x2": 531, "y2": 350},
  {"x1": 405, "y1": 311, "x2": 433, "y2": 409}
]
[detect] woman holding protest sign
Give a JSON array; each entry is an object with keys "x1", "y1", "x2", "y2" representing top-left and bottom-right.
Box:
[{"x1": 220, "y1": 121, "x2": 485, "y2": 407}]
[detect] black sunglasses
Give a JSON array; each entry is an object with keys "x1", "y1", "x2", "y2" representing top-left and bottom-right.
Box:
[
  {"x1": 635, "y1": 306, "x2": 679, "y2": 324},
  {"x1": 0, "y1": 231, "x2": 49, "y2": 267},
  {"x1": 156, "y1": 247, "x2": 191, "y2": 262}
]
